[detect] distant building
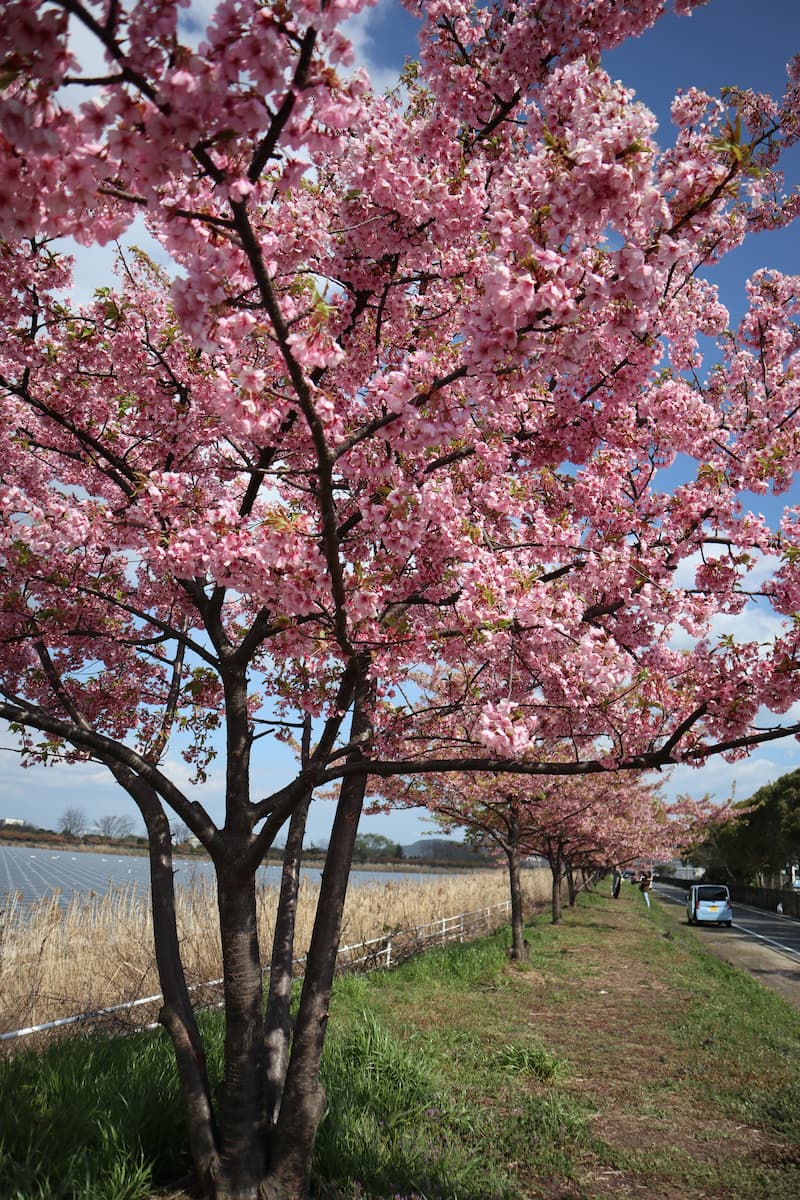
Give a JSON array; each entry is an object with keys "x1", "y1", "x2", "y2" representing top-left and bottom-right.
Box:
[
  {"x1": 0, "y1": 817, "x2": 25, "y2": 828},
  {"x1": 661, "y1": 858, "x2": 705, "y2": 881}
]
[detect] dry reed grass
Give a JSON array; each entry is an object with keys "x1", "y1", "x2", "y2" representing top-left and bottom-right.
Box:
[{"x1": 0, "y1": 867, "x2": 552, "y2": 1039}]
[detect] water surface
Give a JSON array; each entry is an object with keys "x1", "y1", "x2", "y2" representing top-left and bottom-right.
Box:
[{"x1": 0, "y1": 843, "x2": 445, "y2": 907}]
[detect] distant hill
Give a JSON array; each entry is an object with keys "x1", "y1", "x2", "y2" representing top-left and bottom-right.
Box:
[{"x1": 402, "y1": 838, "x2": 489, "y2": 864}]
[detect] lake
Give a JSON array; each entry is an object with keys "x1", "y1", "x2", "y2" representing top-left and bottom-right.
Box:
[{"x1": 0, "y1": 844, "x2": 447, "y2": 907}]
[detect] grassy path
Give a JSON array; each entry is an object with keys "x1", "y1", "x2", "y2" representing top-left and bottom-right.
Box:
[
  {"x1": 1, "y1": 886, "x2": 799, "y2": 1199},
  {"x1": 317, "y1": 884, "x2": 800, "y2": 1199}
]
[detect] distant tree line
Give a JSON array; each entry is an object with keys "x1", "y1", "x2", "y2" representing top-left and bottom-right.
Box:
[
  {"x1": 693, "y1": 770, "x2": 800, "y2": 887},
  {"x1": 2, "y1": 812, "x2": 491, "y2": 870},
  {"x1": 351, "y1": 833, "x2": 403, "y2": 863},
  {"x1": 55, "y1": 807, "x2": 136, "y2": 841}
]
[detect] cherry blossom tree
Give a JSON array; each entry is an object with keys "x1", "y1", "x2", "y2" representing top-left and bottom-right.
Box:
[
  {"x1": 2, "y1": 1, "x2": 800, "y2": 1197},
  {"x1": 384, "y1": 765, "x2": 706, "y2": 938},
  {"x1": 510, "y1": 777, "x2": 727, "y2": 922}
]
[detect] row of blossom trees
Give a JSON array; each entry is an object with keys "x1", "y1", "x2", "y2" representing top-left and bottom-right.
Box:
[
  {"x1": 2, "y1": 0, "x2": 800, "y2": 1196},
  {"x1": 381, "y1": 757, "x2": 725, "y2": 946}
]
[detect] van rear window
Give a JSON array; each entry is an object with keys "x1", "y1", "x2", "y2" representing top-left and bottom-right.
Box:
[{"x1": 697, "y1": 886, "x2": 729, "y2": 901}]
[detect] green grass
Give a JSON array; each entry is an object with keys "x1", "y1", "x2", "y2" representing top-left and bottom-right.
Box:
[
  {"x1": 491, "y1": 1038, "x2": 566, "y2": 1082},
  {"x1": 0, "y1": 1029, "x2": 190, "y2": 1199},
  {"x1": 1, "y1": 890, "x2": 800, "y2": 1199}
]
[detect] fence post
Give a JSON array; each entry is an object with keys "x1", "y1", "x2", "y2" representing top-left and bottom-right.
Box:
[{"x1": 385, "y1": 937, "x2": 392, "y2": 969}]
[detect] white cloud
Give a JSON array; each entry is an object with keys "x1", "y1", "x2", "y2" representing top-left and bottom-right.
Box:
[
  {"x1": 660, "y1": 740, "x2": 800, "y2": 807},
  {"x1": 709, "y1": 604, "x2": 785, "y2": 646},
  {"x1": 671, "y1": 547, "x2": 781, "y2": 594},
  {"x1": 0, "y1": 742, "x2": 140, "y2": 830},
  {"x1": 342, "y1": 0, "x2": 409, "y2": 95},
  {"x1": 55, "y1": 11, "x2": 112, "y2": 112}
]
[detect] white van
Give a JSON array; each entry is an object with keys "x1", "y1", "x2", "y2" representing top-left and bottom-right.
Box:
[{"x1": 686, "y1": 884, "x2": 733, "y2": 927}]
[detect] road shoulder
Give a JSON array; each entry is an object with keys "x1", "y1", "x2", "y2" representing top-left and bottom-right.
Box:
[{"x1": 660, "y1": 899, "x2": 800, "y2": 1010}]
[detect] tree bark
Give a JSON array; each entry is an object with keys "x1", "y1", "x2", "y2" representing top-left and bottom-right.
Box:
[
  {"x1": 505, "y1": 825, "x2": 527, "y2": 960},
  {"x1": 263, "y1": 695, "x2": 371, "y2": 1200},
  {"x1": 214, "y1": 864, "x2": 269, "y2": 1199},
  {"x1": 551, "y1": 851, "x2": 563, "y2": 925},
  {"x1": 113, "y1": 770, "x2": 220, "y2": 1192},
  {"x1": 264, "y1": 788, "x2": 311, "y2": 1127}
]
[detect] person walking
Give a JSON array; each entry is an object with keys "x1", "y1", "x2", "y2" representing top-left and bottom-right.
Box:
[{"x1": 639, "y1": 872, "x2": 652, "y2": 909}]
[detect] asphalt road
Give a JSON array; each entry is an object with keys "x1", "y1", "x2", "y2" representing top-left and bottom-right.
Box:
[
  {"x1": 653, "y1": 880, "x2": 800, "y2": 1009},
  {"x1": 654, "y1": 881, "x2": 800, "y2": 961}
]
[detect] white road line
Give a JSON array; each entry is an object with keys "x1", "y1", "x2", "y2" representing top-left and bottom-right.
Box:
[{"x1": 729, "y1": 921, "x2": 800, "y2": 964}]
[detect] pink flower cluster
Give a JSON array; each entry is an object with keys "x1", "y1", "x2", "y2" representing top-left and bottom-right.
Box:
[{"x1": 1, "y1": 0, "x2": 800, "y2": 784}]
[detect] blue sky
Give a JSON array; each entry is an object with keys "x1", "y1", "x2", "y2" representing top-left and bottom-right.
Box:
[{"x1": 2, "y1": 0, "x2": 800, "y2": 845}]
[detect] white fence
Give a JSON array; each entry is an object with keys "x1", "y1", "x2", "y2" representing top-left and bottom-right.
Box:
[
  {"x1": 0, "y1": 899, "x2": 512, "y2": 1044},
  {"x1": 333, "y1": 900, "x2": 511, "y2": 972}
]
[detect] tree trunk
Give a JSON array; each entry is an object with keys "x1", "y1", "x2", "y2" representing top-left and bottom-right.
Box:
[
  {"x1": 567, "y1": 865, "x2": 577, "y2": 907},
  {"x1": 114, "y1": 771, "x2": 220, "y2": 1192},
  {"x1": 264, "y1": 789, "x2": 311, "y2": 1126},
  {"x1": 264, "y1": 697, "x2": 371, "y2": 1200},
  {"x1": 551, "y1": 853, "x2": 563, "y2": 925},
  {"x1": 505, "y1": 836, "x2": 527, "y2": 960},
  {"x1": 214, "y1": 865, "x2": 269, "y2": 1200}
]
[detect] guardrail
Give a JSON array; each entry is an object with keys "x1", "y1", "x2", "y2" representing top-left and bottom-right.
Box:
[{"x1": 0, "y1": 899, "x2": 513, "y2": 1044}]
